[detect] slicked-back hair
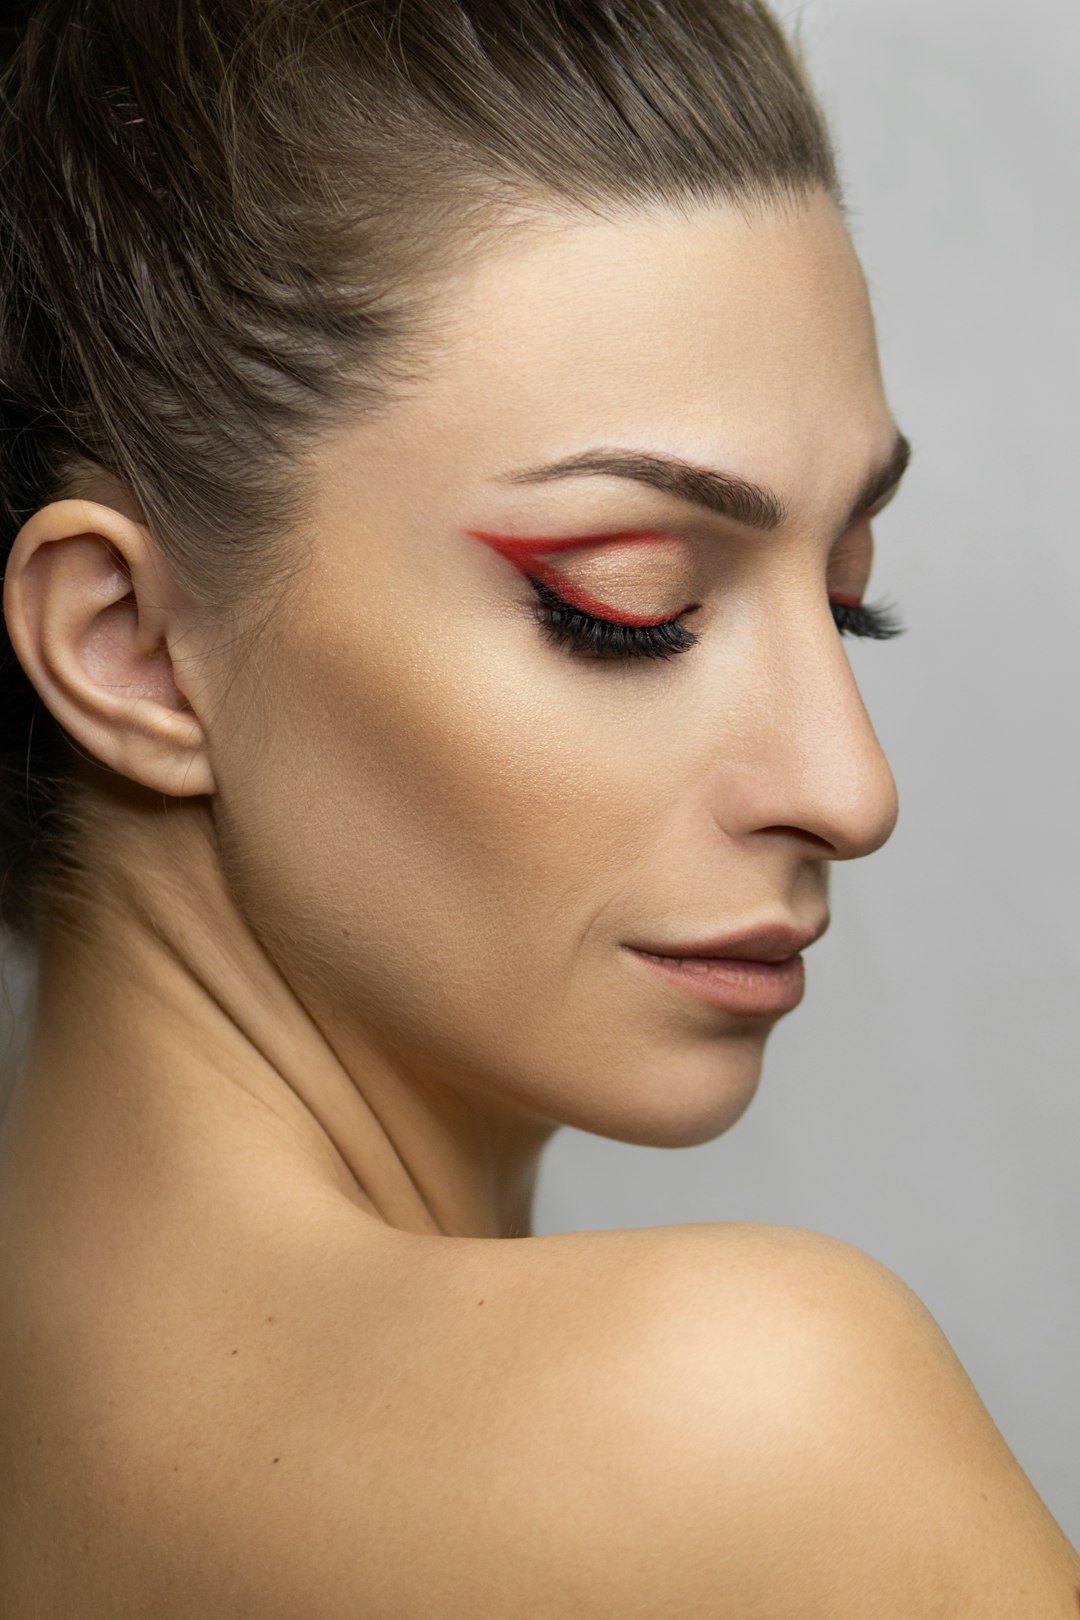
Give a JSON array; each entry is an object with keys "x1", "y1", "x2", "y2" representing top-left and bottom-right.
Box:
[{"x1": 0, "y1": 0, "x2": 841, "y2": 946}]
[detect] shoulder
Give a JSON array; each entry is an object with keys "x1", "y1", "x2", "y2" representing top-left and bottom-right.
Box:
[
  {"x1": 220, "y1": 1218, "x2": 1080, "y2": 1614},
  {"x1": 385, "y1": 1218, "x2": 1080, "y2": 1618},
  {"x1": 548, "y1": 1220, "x2": 1080, "y2": 1616},
  {"x1": 9, "y1": 1215, "x2": 1077, "y2": 1618}
]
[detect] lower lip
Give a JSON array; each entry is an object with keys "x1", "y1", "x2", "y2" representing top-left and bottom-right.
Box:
[{"x1": 626, "y1": 948, "x2": 806, "y2": 1016}]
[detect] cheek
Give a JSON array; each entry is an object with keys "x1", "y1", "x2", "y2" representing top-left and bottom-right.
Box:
[{"x1": 210, "y1": 607, "x2": 654, "y2": 1036}]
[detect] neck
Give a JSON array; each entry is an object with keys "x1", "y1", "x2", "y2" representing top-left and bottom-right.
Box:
[{"x1": 16, "y1": 793, "x2": 555, "y2": 1242}]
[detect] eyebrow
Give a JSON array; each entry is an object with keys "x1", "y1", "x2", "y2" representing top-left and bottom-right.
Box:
[{"x1": 493, "y1": 429, "x2": 912, "y2": 534}]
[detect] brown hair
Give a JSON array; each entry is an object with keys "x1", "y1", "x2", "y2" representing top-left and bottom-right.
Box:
[{"x1": 0, "y1": 0, "x2": 841, "y2": 947}]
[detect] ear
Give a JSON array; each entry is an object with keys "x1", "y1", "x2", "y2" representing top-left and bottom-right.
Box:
[{"x1": 2, "y1": 498, "x2": 218, "y2": 797}]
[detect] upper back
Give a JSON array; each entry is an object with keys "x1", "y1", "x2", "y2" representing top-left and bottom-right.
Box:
[{"x1": 3, "y1": 1211, "x2": 1079, "y2": 1617}]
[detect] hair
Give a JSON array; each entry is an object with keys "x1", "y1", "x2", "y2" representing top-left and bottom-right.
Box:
[{"x1": 0, "y1": 0, "x2": 842, "y2": 949}]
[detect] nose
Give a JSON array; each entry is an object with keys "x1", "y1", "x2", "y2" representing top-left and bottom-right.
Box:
[{"x1": 709, "y1": 607, "x2": 901, "y2": 862}]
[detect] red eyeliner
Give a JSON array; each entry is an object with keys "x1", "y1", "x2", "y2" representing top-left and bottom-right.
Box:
[
  {"x1": 464, "y1": 527, "x2": 681, "y2": 557},
  {"x1": 464, "y1": 527, "x2": 693, "y2": 628},
  {"x1": 463, "y1": 528, "x2": 863, "y2": 625}
]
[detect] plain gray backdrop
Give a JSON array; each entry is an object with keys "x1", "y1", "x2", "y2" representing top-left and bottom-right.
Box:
[
  {"x1": 533, "y1": 0, "x2": 1080, "y2": 1546},
  {"x1": 0, "y1": 0, "x2": 1076, "y2": 1553}
]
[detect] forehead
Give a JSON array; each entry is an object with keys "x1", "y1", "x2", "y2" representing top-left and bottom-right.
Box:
[
  {"x1": 311, "y1": 192, "x2": 895, "y2": 554},
  {"x1": 396, "y1": 190, "x2": 891, "y2": 500}
]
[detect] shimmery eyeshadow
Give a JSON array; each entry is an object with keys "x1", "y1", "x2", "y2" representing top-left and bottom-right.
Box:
[
  {"x1": 464, "y1": 528, "x2": 682, "y2": 558},
  {"x1": 464, "y1": 528, "x2": 693, "y2": 627}
]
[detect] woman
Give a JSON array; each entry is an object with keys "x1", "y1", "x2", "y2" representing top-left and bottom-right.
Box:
[{"x1": 1, "y1": 1, "x2": 1077, "y2": 1613}]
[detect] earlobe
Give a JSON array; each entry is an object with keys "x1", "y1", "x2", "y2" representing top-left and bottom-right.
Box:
[{"x1": 2, "y1": 499, "x2": 218, "y2": 799}]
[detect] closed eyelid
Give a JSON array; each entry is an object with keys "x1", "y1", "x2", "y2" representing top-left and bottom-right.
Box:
[
  {"x1": 528, "y1": 562, "x2": 697, "y2": 628},
  {"x1": 463, "y1": 528, "x2": 694, "y2": 627}
]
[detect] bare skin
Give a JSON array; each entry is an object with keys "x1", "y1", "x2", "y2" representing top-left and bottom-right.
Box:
[
  {"x1": 3, "y1": 189, "x2": 1077, "y2": 1613},
  {"x1": 1, "y1": 187, "x2": 901, "y2": 1236}
]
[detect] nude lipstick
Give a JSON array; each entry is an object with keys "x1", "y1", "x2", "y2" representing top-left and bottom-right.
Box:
[
  {"x1": 623, "y1": 918, "x2": 828, "y2": 1017},
  {"x1": 627, "y1": 949, "x2": 806, "y2": 1016}
]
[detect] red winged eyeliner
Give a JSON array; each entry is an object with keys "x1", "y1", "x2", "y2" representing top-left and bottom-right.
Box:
[{"x1": 464, "y1": 528, "x2": 698, "y2": 627}]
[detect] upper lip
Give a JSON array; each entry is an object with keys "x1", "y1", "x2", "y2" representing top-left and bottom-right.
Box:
[{"x1": 627, "y1": 915, "x2": 830, "y2": 964}]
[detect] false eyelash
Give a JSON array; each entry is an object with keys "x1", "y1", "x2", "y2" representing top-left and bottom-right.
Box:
[
  {"x1": 526, "y1": 575, "x2": 699, "y2": 661},
  {"x1": 526, "y1": 575, "x2": 907, "y2": 662},
  {"x1": 830, "y1": 597, "x2": 907, "y2": 641}
]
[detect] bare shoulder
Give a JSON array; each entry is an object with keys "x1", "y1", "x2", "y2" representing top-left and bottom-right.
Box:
[
  {"x1": 170, "y1": 1217, "x2": 1080, "y2": 1613},
  {"x1": 551, "y1": 1219, "x2": 1080, "y2": 1617},
  {"x1": 374, "y1": 1217, "x2": 1080, "y2": 1618},
  {"x1": 8, "y1": 1215, "x2": 1078, "y2": 1618}
]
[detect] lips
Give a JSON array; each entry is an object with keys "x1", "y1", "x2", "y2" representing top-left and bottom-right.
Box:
[
  {"x1": 625, "y1": 916, "x2": 829, "y2": 965},
  {"x1": 627, "y1": 946, "x2": 809, "y2": 1017}
]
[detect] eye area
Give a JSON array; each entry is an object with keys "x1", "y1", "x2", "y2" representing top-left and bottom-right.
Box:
[
  {"x1": 526, "y1": 576, "x2": 906, "y2": 662},
  {"x1": 526, "y1": 574, "x2": 700, "y2": 661}
]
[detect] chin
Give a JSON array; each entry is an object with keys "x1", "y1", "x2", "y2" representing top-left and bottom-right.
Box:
[{"x1": 545, "y1": 1034, "x2": 768, "y2": 1149}]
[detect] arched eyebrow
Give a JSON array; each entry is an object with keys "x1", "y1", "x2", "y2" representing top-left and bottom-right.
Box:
[{"x1": 492, "y1": 430, "x2": 912, "y2": 533}]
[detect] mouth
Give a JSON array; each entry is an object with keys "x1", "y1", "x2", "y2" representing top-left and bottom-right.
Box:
[
  {"x1": 624, "y1": 946, "x2": 809, "y2": 1017},
  {"x1": 625, "y1": 915, "x2": 829, "y2": 965},
  {"x1": 621, "y1": 915, "x2": 828, "y2": 1018}
]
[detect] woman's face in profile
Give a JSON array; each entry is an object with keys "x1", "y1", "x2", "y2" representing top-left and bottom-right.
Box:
[{"x1": 190, "y1": 187, "x2": 901, "y2": 1148}]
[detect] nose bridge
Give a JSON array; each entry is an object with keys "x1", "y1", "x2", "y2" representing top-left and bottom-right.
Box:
[{"x1": 726, "y1": 612, "x2": 900, "y2": 860}]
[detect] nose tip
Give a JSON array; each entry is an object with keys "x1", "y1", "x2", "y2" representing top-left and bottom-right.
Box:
[
  {"x1": 710, "y1": 631, "x2": 901, "y2": 862},
  {"x1": 820, "y1": 743, "x2": 899, "y2": 861},
  {"x1": 807, "y1": 726, "x2": 899, "y2": 862},
  {"x1": 792, "y1": 609, "x2": 902, "y2": 861}
]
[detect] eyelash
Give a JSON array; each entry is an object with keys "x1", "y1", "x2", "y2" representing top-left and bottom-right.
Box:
[{"x1": 526, "y1": 575, "x2": 907, "y2": 662}]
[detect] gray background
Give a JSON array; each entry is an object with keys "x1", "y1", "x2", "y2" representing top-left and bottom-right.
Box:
[
  {"x1": 1, "y1": 0, "x2": 1076, "y2": 1552},
  {"x1": 534, "y1": 0, "x2": 1080, "y2": 1545}
]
